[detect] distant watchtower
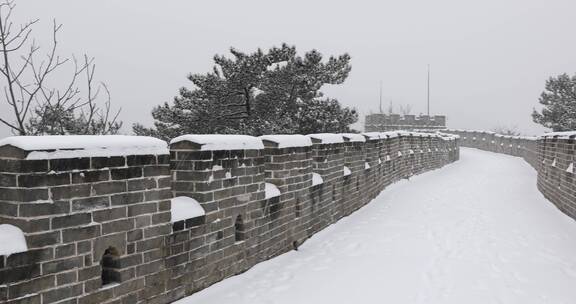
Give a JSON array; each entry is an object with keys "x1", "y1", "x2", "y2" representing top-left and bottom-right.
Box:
[{"x1": 364, "y1": 114, "x2": 446, "y2": 132}]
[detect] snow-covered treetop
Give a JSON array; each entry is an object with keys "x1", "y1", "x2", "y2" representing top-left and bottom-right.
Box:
[
  {"x1": 260, "y1": 135, "x2": 312, "y2": 148},
  {"x1": 0, "y1": 135, "x2": 168, "y2": 160},
  {"x1": 341, "y1": 133, "x2": 366, "y2": 142},
  {"x1": 170, "y1": 134, "x2": 264, "y2": 151},
  {"x1": 307, "y1": 133, "x2": 344, "y2": 144}
]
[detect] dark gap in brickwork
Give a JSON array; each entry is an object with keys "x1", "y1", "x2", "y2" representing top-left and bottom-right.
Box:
[
  {"x1": 295, "y1": 198, "x2": 301, "y2": 218},
  {"x1": 101, "y1": 246, "x2": 121, "y2": 286},
  {"x1": 332, "y1": 185, "x2": 336, "y2": 202},
  {"x1": 234, "y1": 215, "x2": 245, "y2": 242},
  {"x1": 269, "y1": 197, "x2": 282, "y2": 222}
]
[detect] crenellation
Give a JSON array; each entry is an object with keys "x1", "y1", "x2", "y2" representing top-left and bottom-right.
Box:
[
  {"x1": 365, "y1": 114, "x2": 447, "y2": 132},
  {"x1": 0, "y1": 133, "x2": 459, "y2": 304}
]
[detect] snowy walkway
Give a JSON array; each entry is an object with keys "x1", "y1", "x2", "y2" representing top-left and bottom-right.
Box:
[{"x1": 176, "y1": 148, "x2": 576, "y2": 304}]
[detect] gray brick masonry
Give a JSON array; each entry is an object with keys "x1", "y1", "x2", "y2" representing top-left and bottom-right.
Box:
[{"x1": 0, "y1": 133, "x2": 459, "y2": 304}]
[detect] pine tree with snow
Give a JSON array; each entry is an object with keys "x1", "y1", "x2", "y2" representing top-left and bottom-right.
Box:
[
  {"x1": 134, "y1": 44, "x2": 357, "y2": 140},
  {"x1": 532, "y1": 73, "x2": 576, "y2": 131},
  {"x1": 294, "y1": 98, "x2": 357, "y2": 135}
]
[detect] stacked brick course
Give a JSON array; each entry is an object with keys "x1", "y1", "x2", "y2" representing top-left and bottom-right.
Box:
[
  {"x1": 365, "y1": 114, "x2": 446, "y2": 132},
  {"x1": 0, "y1": 132, "x2": 459, "y2": 304},
  {"x1": 0, "y1": 136, "x2": 171, "y2": 304},
  {"x1": 445, "y1": 130, "x2": 537, "y2": 168},
  {"x1": 260, "y1": 136, "x2": 313, "y2": 256},
  {"x1": 341, "y1": 134, "x2": 368, "y2": 214}
]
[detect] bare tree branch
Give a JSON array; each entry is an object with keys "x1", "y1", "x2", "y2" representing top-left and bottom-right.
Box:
[{"x1": 0, "y1": 1, "x2": 122, "y2": 135}]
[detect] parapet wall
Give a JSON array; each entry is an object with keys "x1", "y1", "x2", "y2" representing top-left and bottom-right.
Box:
[
  {"x1": 365, "y1": 114, "x2": 446, "y2": 132},
  {"x1": 0, "y1": 132, "x2": 459, "y2": 304},
  {"x1": 444, "y1": 129, "x2": 576, "y2": 221}
]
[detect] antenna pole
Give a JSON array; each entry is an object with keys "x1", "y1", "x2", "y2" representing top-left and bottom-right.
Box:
[
  {"x1": 427, "y1": 64, "x2": 430, "y2": 116},
  {"x1": 379, "y1": 80, "x2": 383, "y2": 114}
]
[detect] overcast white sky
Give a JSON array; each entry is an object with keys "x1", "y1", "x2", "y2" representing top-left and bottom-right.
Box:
[{"x1": 1, "y1": 0, "x2": 575, "y2": 138}]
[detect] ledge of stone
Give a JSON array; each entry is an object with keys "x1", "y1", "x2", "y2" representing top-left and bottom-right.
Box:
[
  {"x1": 0, "y1": 135, "x2": 168, "y2": 160},
  {"x1": 259, "y1": 135, "x2": 312, "y2": 148},
  {"x1": 170, "y1": 135, "x2": 264, "y2": 151}
]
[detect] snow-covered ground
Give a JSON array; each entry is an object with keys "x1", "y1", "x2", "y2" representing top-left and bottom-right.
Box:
[{"x1": 176, "y1": 148, "x2": 576, "y2": 304}]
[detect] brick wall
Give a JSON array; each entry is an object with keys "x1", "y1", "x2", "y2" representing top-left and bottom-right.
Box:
[
  {"x1": 0, "y1": 132, "x2": 459, "y2": 304},
  {"x1": 444, "y1": 129, "x2": 576, "y2": 221},
  {"x1": 365, "y1": 114, "x2": 446, "y2": 132},
  {"x1": 0, "y1": 138, "x2": 171, "y2": 304}
]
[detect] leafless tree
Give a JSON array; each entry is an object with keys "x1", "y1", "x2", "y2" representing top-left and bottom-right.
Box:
[
  {"x1": 491, "y1": 124, "x2": 521, "y2": 136},
  {"x1": 0, "y1": 0, "x2": 121, "y2": 135},
  {"x1": 387, "y1": 100, "x2": 394, "y2": 115},
  {"x1": 399, "y1": 104, "x2": 412, "y2": 115}
]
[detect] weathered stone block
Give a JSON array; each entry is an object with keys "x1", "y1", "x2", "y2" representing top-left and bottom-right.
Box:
[
  {"x1": 49, "y1": 158, "x2": 90, "y2": 172},
  {"x1": 52, "y1": 213, "x2": 92, "y2": 229},
  {"x1": 62, "y1": 225, "x2": 100, "y2": 243},
  {"x1": 92, "y1": 181, "x2": 127, "y2": 196},
  {"x1": 51, "y1": 184, "x2": 91, "y2": 200},
  {"x1": 41, "y1": 283, "x2": 83, "y2": 303},
  {"x1": 42, "y1": 256, "x2": 83, "y2": 275},
  {"x1": 92, "y1": 156, "x2": 126, "y2": 169}
]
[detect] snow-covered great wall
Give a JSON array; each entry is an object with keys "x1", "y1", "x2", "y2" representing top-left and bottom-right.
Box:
[
  {"x1": 445, "y1": 130, "x2": 576, "y2": 220},
  {"x1": 0, "y1": 132, "x2": 458, "y2": 304}
]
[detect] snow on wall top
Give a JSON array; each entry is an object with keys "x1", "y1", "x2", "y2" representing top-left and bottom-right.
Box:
[
  {"x1": 444, "y1": 129, "x2": 537, "y2": 141},
  {"x1": 0, "y1": 224, "x2": 27, "y2": 256},
  {"x1": 341, "y1": 133, "x2": 366, "y2": 142},
  {"x1": 364, "y1": 131, "x2": 447, "y2": 140},
  {"x1": 171, "y1": 196, "x2": 206, "y2": 222},
  {"x1": 362, "y1": 132, "x2": 381, "y2": 140},
  {"x1": 259, "y1": 135, "x2": 312, "y2": 148},
  {"x1": 540, "y1": 131, "x2": 576, "y2": 139},
  {"x1": 399, "y1": 131, "x2": 440, "y2": 138},
  {"x1": 0, "y1": 135, "x2": 168, "y2": 160},
  {"x1": 434, "y1": 132, "x2": 459, "y2": 141},
  {"x1": 445, "y1": 129, "x2": 496, "y2": 134},
  {"x1": 380, "y1": 131, "x2": 403, "y2": 138},
  {"x1": 306, "y1": 133, "x2": 344, "y2": 144},
  {"x1": 171, "y1": 135, "x2": 264, "y2": 151}
]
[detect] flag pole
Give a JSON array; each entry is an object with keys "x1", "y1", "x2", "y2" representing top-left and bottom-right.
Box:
[
  {"x1": 427, "y1": 64, "x2": 430, "y2": 116},
  {"x1": 379, "y1": 80, "x2": 383, "y2": 114}
]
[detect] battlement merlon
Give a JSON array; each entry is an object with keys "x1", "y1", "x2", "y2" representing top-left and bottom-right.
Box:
[{"x1": 0, "y1": 135, "x2": 170, "y2": 250}]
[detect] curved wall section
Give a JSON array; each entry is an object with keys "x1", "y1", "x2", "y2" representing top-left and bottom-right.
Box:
[{"x1": 445, "y1": 129, "x2": 576, "y2": 221}]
